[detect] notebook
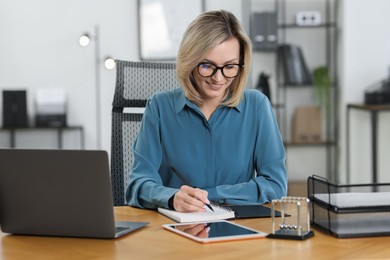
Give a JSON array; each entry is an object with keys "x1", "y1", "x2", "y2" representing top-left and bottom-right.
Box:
[
  {"x1": 158, "y1": 203, "x2": 279, "y2": 223},
  {"x1": 158, "y1": 202, "x2": 235, "y2": 223},
  {"x1": 0, "y1": 149, "x2": 148, "y2": 239}
]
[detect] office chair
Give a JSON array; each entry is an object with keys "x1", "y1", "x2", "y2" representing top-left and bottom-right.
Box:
[{"x1": 111, "y1": 60, "x2": 178, "y2": 206}]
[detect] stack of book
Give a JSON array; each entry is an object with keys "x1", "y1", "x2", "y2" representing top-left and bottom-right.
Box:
[{"x1": 278, "y1": 44, "x2": 312, "y2": 86}]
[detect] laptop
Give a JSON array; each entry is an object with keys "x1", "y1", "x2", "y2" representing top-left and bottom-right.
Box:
[{"x1": 0, "y1": 149, "x2": 148, "y2": 239}]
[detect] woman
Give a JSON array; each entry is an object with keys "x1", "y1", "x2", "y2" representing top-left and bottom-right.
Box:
[{"x1": 126, "y1": 10, "x2": 287, "y2": 212}]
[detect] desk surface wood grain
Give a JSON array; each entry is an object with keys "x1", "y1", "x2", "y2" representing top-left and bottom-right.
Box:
[{"x1": 2, "y1": 206, "x2": 390, "y2": 260}]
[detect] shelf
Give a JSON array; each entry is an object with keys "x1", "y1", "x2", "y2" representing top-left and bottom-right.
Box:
[
  {"x1": 282, "y1": 82, "x2": 338, "y2": 88},
  {"x1": 278, "y1": 22, "x2": 337, "y2": 29},
  {"x1": 282, "y1": 84, "x2": 313, "y2": 88},
  {"x1": 272, "y1": 103, "x2": 285, "y2": 109},
  {"x1": 347, "y1": 103, "x2": 390, "y2": 111},
  {"x1": 245, "y1": 0, "x2": 339, "y2": 180},
  {"x1": 1, "y1": 126, "x2": 83, "y2": 130},
  {"x1": 284, "y1": 141, "x2": 336, "y2": 147},
  {"x1": 0, "y1": 126, "x2": 84, "y2": 149},
  {"x1": 346, "y1": 104, "x2": 390, "y2": 184}
]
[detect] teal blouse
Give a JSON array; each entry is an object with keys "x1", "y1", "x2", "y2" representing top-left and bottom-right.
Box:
[{"x1": 126, "y1": 88, "x2": 287, "y2": 209}]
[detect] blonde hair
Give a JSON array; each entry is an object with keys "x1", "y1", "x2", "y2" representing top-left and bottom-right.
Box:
[{"x1": 176, "y1": 10, "x2": 252, "y2": 107}]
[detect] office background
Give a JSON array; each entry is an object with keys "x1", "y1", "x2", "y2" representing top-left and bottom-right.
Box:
[{"x1": 0, "y1": 0, "x2": 389, "y2": 184}]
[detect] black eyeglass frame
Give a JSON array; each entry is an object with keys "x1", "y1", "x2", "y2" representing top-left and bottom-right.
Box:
[{"x1": 196, "y1": 62, "x2": 244, "y2": 78}]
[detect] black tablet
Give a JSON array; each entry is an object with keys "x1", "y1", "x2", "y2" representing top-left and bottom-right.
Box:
[
  {"x1": 226, "y1": 204, "x2": 282, "y2": 219},
  {"x1": 163, "y1": 220, "x2": 267, "y2": 243}
]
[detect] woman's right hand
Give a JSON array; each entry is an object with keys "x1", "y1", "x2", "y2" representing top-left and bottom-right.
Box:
[{"x1": 173, "y1": 185, "x2": 211, "y2": 212}]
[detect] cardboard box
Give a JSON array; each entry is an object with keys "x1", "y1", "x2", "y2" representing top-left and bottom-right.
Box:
[{"x1": 292, "y1": 106, "x2": 322, "y2": 143}]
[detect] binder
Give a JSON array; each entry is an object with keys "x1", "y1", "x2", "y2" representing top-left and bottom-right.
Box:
[
  {"x1": 278, "y1": 44, "x2": 312, "y2": 86},
  {"x1": 2, "y1": 90, "x2": 28, "y2": 128},
  {"x1": 251, "y1": 12, "x2": 277, "y2": 51}
]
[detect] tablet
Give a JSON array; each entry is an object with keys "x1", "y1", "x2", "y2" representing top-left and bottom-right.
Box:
[{"x1": 162, "y1": 220, "x2": 267, "y2": 243}]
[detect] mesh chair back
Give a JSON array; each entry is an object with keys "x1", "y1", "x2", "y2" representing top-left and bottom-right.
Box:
[{"x1": 111, "y1": 60, "x2": 178, "y2": 206}]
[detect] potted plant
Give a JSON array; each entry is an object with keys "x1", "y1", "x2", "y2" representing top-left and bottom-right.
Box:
[
  {"x1": 313, "y1": 66, "x2": 332, "y2": 117},
  {"x1": 312, "y1": 66, "x2": 333, "y2": 143}
]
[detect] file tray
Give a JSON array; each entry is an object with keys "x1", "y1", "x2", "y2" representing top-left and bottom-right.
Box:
[{"x1": 308, "y1": 175, "x2": 390, "y2": 238}]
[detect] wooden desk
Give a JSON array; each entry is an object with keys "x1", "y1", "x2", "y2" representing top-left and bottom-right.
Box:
[{"x1": 2, "y1": 206, "x2": 390, "y2": 259}]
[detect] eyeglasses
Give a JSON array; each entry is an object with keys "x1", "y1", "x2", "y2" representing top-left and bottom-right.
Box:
[{"x1": 196, "y1": 62, "x2": 243, "y2": 78}]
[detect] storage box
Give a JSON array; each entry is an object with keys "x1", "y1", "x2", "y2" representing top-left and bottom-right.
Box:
[
  {"x1": 35, "y1": 88, "x2": 67, "y2": 127},
  {"x1": 292, "y1": 106, "x2": 322, "y2": 143},
  {"x1": 308, "y1": 175, "x2": 390, "y2": 238},
  {"x1": 251, "y1": 12, "x2": 278, "y2": 51}
]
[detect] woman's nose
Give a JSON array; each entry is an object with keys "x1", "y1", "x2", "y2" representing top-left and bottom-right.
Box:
[{"x1": 211, "y1": 68, "x2": 225, "y2": 81}]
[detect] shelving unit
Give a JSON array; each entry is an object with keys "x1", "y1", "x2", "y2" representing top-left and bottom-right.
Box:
[
  {"x1": 0, "y1": 126, "x2": 84, "y2": 149},
  {"x1": 243, "y1": 0, "x2": 339, "y2": 181}
]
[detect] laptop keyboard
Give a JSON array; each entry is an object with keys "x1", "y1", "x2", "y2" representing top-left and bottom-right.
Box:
[{"x1": 116, "y1": 226, "x2": 131, "y2": 233}]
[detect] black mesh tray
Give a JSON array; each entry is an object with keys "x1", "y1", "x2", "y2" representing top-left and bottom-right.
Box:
[{"x1": 307, "y1": 175, "x2": 390, "y2": 238}]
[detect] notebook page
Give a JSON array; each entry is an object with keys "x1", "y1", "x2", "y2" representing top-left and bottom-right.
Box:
[{"x1": 158, "y1": 204, "x2": 234, "y2": 223}]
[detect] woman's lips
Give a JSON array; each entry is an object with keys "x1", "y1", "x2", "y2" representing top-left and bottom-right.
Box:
[{"x1": 207, "y1": 82, "x2": 224, "y2": 90}]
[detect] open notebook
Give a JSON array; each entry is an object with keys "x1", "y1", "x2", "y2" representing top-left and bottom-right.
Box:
[
  {"x1": 158, "y1": 202, "x2": 234, "y2": 223},
  {"x1": 157, "y1": 202, "x2": 280, "y2": 223}
]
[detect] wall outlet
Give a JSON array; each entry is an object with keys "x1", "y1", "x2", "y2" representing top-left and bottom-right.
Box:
[{"x1": 296, "y1": 11, "x2": 321, "y2": 26}]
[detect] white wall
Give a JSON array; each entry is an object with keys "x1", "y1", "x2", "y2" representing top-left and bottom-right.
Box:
[
  {"x1": 0, "y1": 0, "x2": 236, "y2": 152},
  {"x1": 339, "y1": 0, "x2": 390, "y2": 183},
  {"x1": 1, "y1": 0, "x2": 390, "y2": 184},
  {"x1": 0, "y1": 0, "x2": 138, "y2": 151}
]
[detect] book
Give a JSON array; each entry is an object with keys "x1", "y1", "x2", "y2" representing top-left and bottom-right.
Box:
[
  {"x1": 158, "y1": 203, "x2": 235, "y2": 223},
  {"x1": 278, "y1": 44, "x2": 312, "y2": 86}
]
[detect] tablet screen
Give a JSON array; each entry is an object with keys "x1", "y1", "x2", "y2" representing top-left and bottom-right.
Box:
[{"x1": 163, "y1": 220, "x2": 267, "y2": 243}]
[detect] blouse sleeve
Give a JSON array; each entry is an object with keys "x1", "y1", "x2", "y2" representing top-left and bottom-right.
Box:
[{"x1": 125, "y1": 96, "x2": 178, "y2": 209}]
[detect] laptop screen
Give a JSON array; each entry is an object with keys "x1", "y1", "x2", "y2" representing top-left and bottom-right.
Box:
[{"x1": 0, "y1": 149, "x2": 124, "y2": 238}]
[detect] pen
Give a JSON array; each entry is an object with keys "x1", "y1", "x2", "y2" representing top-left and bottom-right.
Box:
[{"x1": 170, "y1": 167, "x2": 214, "y2": 212}]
